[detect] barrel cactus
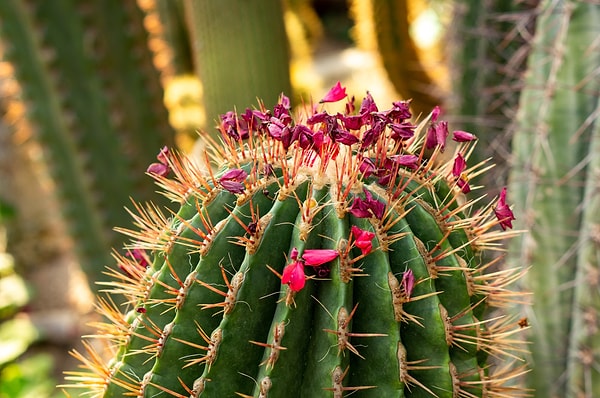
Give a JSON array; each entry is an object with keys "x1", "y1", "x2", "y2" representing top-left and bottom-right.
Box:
[{"x1": 64, "y1": 83, "x2": 528, "y2": 397}]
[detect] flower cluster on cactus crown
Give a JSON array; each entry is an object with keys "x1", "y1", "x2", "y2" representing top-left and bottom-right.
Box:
[{"x1": 145, "y1": 82, "x2": 516, "y2": 291}]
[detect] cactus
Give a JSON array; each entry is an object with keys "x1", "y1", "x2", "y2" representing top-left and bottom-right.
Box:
[
  {"x1": 0, "y1": 0, "x2": 175, "y2": 293},
  {"x1": 448, "y1": 0, "x2": 538, "y2": 188},
  {"x1": 349, "y1": 0, "x2": 444, "y2": 118},
  {"x1": 507, "y1": 1, "x2": 600, "y2": 396},
  {"x1": 183, "y1": 0, "x2": 292, "y2": 134},
  {"x1": 64, "y1": 83, "x2": 527, "y2": 397}
]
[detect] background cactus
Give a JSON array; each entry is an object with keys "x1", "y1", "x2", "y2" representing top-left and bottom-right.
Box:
[
  {"x1": 506, "y1": 1, "x2": 600, "y2": 396},
  {"x1": 0, "y1": 0, "x2": 175, "y2": 295},
  {"x1": 64, "y1": 84, "x2": 528, "y2": 397},
  {"x1": 448, "y1": 0, "x2": 538, "y2": 188},
  {"x1": 183, "y1": 0, "x2": 292, "y2": 135},
  {"x1": 349, "y1": 0, "x2": 445, "y2": 119}
]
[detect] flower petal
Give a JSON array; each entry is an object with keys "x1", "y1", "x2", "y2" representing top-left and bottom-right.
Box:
[
  {"x1": 282, "y1": 261, "x2": 305, "y2": 291},
  {"x1": 452, "y1": 130, "x2": 477, "y2": 142},
  {"x1": 320, "y1": 81, "x2": 347, "y2": 103},
  {"x1": 401, "y1": 269, "x2": 415, "y2": 298},
  {"x1": 302, "y1": 249, "x2": 339, "y2": 266},
  {"x1": 147, "y1": 162, "x2": 170, "y2": 177},
  {"x1": 494, "y1": 187, "x2": 515, "y2": 230},
  {"x1": 452, "y1": 153, "x2": 467, "y2": 177}
]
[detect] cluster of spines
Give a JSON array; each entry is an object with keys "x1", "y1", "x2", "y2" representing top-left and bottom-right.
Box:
[{"x1": 64, "y1": 83, "x2": 528, "y2": 397}]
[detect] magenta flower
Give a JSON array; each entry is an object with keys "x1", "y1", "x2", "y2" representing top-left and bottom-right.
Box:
[
  {"x1": 359, "y1": 157, "x2": 376, "y2": 177},
  {"x1": 401, "y1": 269, "x2": 415, "y2": 298},
  {"x1": 320, "y1": 81, "x2": 347, "y2": 103},
  {"x1": 219, "y1": 168, "x2": 248, "y2": 194},
  {"x1": 282, "y1": 248, "x2": 339, "y2": 292},
  {"x1": 457, "y1": 177, "x2": 471, "y2": 194},
  {"x1": 389, "y1": 122, "x2": 415, "y2": 140},
  {"x1": 390, "y1": 154, "x2": 420, "y2": 170},
  {"x1": 147, "y1": 146, "x2": 171, "y2": 177},
  {"x1": 349, "y1": 190, "x2": 385, "y2": 219},
  {"x1": 494, "y1": 187, "x2": 515, "y2": 230},
  {"x1": 146, "y1": 162, "x2": 170, "y2": 177},
  {"x1": 452, "y1": 153, "x2": 467, "y2": 177},
  {"x1": 425, "y1": 121, "x2": 449, "y2": 151},
  {"x1": 351, "y1": 225, "x2": 376, "y2": 256},
  {"x1": 452, "y1": 130, "x2": 477, "y2": 142},
  {"x1": 430, "y1": 106, "x2": 441, "y2": 122},
  {"x1": 334, "y1": 130, "x2": 360, "y2": 146},
  {"x1": 127, "y1": 248, "x2": 150, "y2": 268},
  {"x1": 302, "y1": 249, "x2": 339, "y2": 266},
  {"x1": 156, "y1": 146, "x2": 169, "y2": 164},
  {"x1": 282, "y1": 261, "x2": 306, "y2": 292}
]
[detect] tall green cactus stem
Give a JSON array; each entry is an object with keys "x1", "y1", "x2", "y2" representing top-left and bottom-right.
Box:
[
  {"x1": 0, "y1": 0, "x2": 175, "y2": 293},
  {"x1": 184, "y1": 0, "x2": 292, "y2": 134},
  {"x1": 508, "y1": 1, "x2": 600, "y2": 396},
  {"x1": 64, "y1": 84, "x2": 528, "y2": 397},
  {"x1": 349, "y1": 0, "x2": 443, "y2": 118},
  {"x1": 449, "y1": 0, "x2": 537, "y2": 187}
]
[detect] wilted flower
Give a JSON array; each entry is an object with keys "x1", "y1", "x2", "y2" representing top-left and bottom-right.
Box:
[
  {"x1": 426, "y1": 121, "x2": 449, "y2": 151},
  {"x1": 359, "y1": 157, "x2": 376, "y2": 178},
  {"x1": 494, "y1": 187, "x2": 515, "y2": 230},
  {"x1": 452, "y1": 153, "x2": 467, "y2": 177},
  {"x1": 349, "y1": 190, "x2": 385, "y2": 219},
  {"x1": 457, "y1": 177, "x2": 471, "y2": 194},
  {"x1": 146, "y1": 162, "x2": 170, "y2": 177},
  {"x1": 147, "y1": 146, "x2": 171, "y2": 177},
  {"x1": 390, "y1": 154, "x2": 420, "y2": 170},
  {"x1": 219, "y1": 168, "x2": 248, "y2": 194},
  {"x1": 452, "y1": 130, "x2": 477, "y2": 142},
  {"x1": 401, "y1": 269, "x2": 415, "y2": 298}
]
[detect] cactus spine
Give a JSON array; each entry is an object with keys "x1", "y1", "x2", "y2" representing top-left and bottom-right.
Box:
[
  {"x1": 64, "y1": 84, "x2": 527, "y2": 397},
  {"x1": 507, "y1": 1, "x2": 600, "y2": 396}
]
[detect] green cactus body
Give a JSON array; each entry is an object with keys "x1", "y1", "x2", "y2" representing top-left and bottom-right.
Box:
[{"x1": 65, "y1": 85, "x2": 527, "y2": 397}]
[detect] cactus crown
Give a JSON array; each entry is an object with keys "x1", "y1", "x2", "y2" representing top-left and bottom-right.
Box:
[{"x1": 64, "y1": 83, "x2": 528, "y2": 397}]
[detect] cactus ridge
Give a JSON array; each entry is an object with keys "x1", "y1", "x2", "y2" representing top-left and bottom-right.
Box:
[{"x1": 64, "y1": 86, "x2": 528, "y2": 397}]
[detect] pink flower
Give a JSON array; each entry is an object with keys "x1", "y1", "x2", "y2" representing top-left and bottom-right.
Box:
[
  {"x1": 390, "y1": 154, "x2": 420, "y2": 170},
  {"x1": 452, "y1": 130, "x2": 477, "y2": 142},
  {"x1": 126, "y1": 248, "x2": 150, "y2": 268},
  {"x1": 219, "y1": 168, "x2": 248, "y2": 194},
  {"x1": 282, "y1": 248, "x2": 339, "y2": 292},
  {"x1": 425, "y1": 121, "x2": 449, "y2": 151},
  {"x1": 156, "y1": 146, "x2": 170, "y2": 164},
  {"x1": 452, "y1": 153, "x2": 467, "y2": 177},
  {"x1": 457, "y1": 177, "x2": 471, "y2": 194},
  {"x1": 320, "y1": 81, "x2": 347, "y2": 103},
  {"x1": 349, "y1": 190, "x2": 385, "y2": 219},
  {"x1": 494, "y1": 187, "x2": 515, "y2": 230},
  {"x1": 359, "y1": 157, "x2": 376, "y2": 177},
  {"x1": 282, "y1": 261, "x2": 305, "y2": 292},
  {"x1": 430, "y1": 106, "x2": 441, "y2": 123},
  {"x1": 146, "y1": 162, "x2": 170, "y2": 177},
  {"x1": 302, "y1": 249, "x2": 339, "y2": 266},
  {"x1": 351, "y1": 225, "x2": 375, "y2": 256},
  {"x1": 147, "y1": 146, "x2": 171, "y2": 177},
  {"x1": 401, "y1": 269, "x2": 415, "y2": 298}
]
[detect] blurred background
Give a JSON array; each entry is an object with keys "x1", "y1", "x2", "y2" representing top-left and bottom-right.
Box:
[{"x1": 1, "y1": 0, "x2": 599, "y2": 397}]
